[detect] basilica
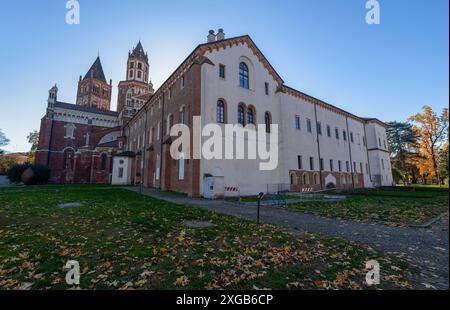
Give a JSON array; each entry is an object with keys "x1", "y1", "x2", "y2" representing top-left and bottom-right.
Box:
[
  {"x1": 36, "y1": 42, "x2": 153, "y2": 184},
  {"x1": 36, "y1": 30, "x2": 393, "y2": 196}
]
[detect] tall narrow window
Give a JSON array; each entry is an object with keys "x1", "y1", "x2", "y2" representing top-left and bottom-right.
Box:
[
  {"x1": 239, "y1": 62, "x2": 249, "y2": 89},
  {"x1": 167, "y1": 114, "x2": 174, "y2": 135},
  {"x1": 335, "y1": 128, "x2": 339, "y2": 140},
  {"x1": 219, "y1": 64, "x2": 226, "y2": 79},
  {"x1": 306, "y1": 119, "x2": 312, "y2": 133},
  {"x1": 298, "y1": 155, "x2": 303, "y2": 170},
  {"x1": 181, "y1": 75, "x2": 185, "y2": 88},
  {"x1": 247, "y1": 107, "x2": 255, "y2": 126},
  {"x1": 317, "y1": 122, "x2": 322, "y2": 135},
  {"x1": 216, "y1": 100, "x2": 225, "y2": 123},
  {"x1": 238, "y1": 106, "x2": 245, "y2": 126},
  {"x1": 264, "y1": 82, "x2": 269, "y2": 95},
  {"x1": 327, "y1": 125, "x2": 331, "y2": 137},
  {"x1": 346, "y1": 161, "x2": 350, "y2": 172},
  {"x1": 101, "y1": 154, "x2": 107, "y2": 171},
  {"x1": 360, "y1": 162, "x2": 363, "y2": 174},
  {"x1": 319, "y1": 158, "x2": 324, "y2": 171},
  {"x1": 295, "y1": 115, "x2": 301, "y2": 130},
  {"x1": 181, "y1": 107, "x2": 186, "y2": 125},
  {"x1": 309, "y1": 157, "x2": 314, "y2": 170},
  {"x1": 343, "y1": 130, "x2": 347, "y2": 141},
  {"x1": 330, "y1": 159, "x2": 334, "y2": 172},
  {"x1": 353, "y1": 162, "x2": 357, "y2": 172},
  {"x1": 350, "y1": 132, "x2": 354, "y2": 143},
  {"x1": 338, "y1": 160, "x2": 342, "y2": 172},
  {"x1": 265, "y1": 112, "x2": 271, "y2": 133}
]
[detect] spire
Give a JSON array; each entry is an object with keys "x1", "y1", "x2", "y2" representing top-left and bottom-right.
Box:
[
  {"x1": 130, "y1": 41, "x2": 148, "y2": 62},
  {"x1": 83, "y1": 56, "x2": 107, "y2": 82}
]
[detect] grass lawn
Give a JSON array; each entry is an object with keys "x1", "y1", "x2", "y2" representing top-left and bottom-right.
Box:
[
  {"x1": 0, "y1": 185, "x2": 416, "y2": 290},
  {"x1": 284, "y1": 188, "x2": 449, "y2": 226}
]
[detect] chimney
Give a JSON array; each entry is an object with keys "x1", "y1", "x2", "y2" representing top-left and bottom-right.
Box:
[
  {"x1": 207, "y1": 30, "x2": 216, "y2": 43},
  {"x1": 216, "y1": 28, "x2": 225, "y2": 41}
]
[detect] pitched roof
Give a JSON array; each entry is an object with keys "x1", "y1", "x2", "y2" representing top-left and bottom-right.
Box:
[
  {"x1": 54, "y1": 101, "x2": 118, "y2": 117},
  {"x1": 83, "y1": 56, "x2": 107, "y2": 82},
  {"x1": 129, "y1": 34, "x2": 382, "y2": 126},
  {"x1": 130, "y1": 41, "x2": 148, "y2": 62}
]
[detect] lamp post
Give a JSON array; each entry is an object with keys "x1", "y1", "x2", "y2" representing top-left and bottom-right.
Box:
[{"x1": 257, "y1": 192, "x2": 265, "y2": 224}]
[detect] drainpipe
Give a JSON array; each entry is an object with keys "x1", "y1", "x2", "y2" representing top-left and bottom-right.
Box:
[
  {"x1": 345, "y1": 117, "x2": 355, "y2": 189},
  {"x1": 159, "y1": 94, "x2": 165, "y2": 190},
  {"x1": 313, "y1": 103, "x2": 323, "y2": 190},
  {"x1": 363, "y1": 123, "x2": 372, "y2": 183},
  {"x1": 141, "y1": 108, "x2": 149, "y2": 193}
]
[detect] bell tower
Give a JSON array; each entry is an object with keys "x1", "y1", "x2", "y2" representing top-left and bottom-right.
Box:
[
  {"x1": 117, "y1": 41, "x2": 153, "y2": 117},
  {"x1": 48, "y1": 84, "x2": 58, "y2": 109},
  {"x1": 76, "y1": 56, "x2": 112, "y2": 110}
]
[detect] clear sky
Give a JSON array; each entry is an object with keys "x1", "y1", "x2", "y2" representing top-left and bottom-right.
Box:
[{"x1": 0, "y1": 0, "x2": 448, "y2": 152}]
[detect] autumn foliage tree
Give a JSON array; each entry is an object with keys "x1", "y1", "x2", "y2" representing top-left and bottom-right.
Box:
[
  {"x1": 408, "y1": 106, "x2": 449, "y2": 183},
  {"x1": 386, "y1": 121, "x2": 419, "y2": 182}
]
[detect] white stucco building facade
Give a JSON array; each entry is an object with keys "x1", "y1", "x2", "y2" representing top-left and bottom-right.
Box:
[{"x1": 116, "y1": 31, "x2": 393, "y2": 197}]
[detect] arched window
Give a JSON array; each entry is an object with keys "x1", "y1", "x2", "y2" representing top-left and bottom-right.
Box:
[
  {"x1": 314, "y1": 173, "x2": 320, "y2": 185},
  {"x1": 290, "y1": 173, "x2": 297, "y2": 185},
  {"x1": 239, "y1": 62, "x2": 249, "y2": 89},
  {"x1": 303, "y1": 173, "x2": 309, "y2": 185},
  {"x1": 63, "y1": 149, "x2": 75, "y2": 170},
  {"x1": 247, "y1": 106, "x2": 255, "y2": 126},
  {"x1": 216, "y1": 100, "x2": 225, "y2": 123},
  {"x1": 238, "y1": 105, "x2": 245, "y2": 126},
  {"x1": 101, "y1": 153, "x2": 107, "y2": 171},
  {"x1": 265, "y1": 112, "x2": 271, "y2": 133},
  {"x1": 167, "y1": 114, "x2": 173, "y2": 135}
]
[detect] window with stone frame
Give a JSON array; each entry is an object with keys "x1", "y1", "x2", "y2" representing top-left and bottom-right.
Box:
[{"x1": 64, "y1": 123, "x2": 76, "y2": 139}]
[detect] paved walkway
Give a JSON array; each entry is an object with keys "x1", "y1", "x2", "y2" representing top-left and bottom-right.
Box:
[
  {"x1": 127, "y1": 187, "x2": 449, "y2": 289},
  {"x1": 0, "y1": 176, "x2": 11, "y2": 186}
]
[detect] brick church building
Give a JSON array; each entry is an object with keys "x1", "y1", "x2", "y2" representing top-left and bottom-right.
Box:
[
  {"x1": 36, "y1": 42, "x2": 154, "y2": 183},
  {"x1": 37, "y1": 30, "x2": 393, "y2": 196}
]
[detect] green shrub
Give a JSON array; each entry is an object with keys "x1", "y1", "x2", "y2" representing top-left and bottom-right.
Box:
[{"x1": 6, "y1": 163, "x2": 50, "y2": 185}]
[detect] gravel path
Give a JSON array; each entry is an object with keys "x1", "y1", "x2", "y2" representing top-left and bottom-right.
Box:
[{"x1": 127, "y1": 187, "x2": 449, "y2": 289}]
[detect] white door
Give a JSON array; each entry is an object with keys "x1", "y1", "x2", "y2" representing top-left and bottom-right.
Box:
[{"x1": 203, "y1": 177, "x2": 215, "y2": 199}]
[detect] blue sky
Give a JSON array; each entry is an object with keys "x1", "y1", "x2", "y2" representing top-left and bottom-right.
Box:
[{"x1": 0, "y1": 0, "x2": 448, "y2": 152}]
